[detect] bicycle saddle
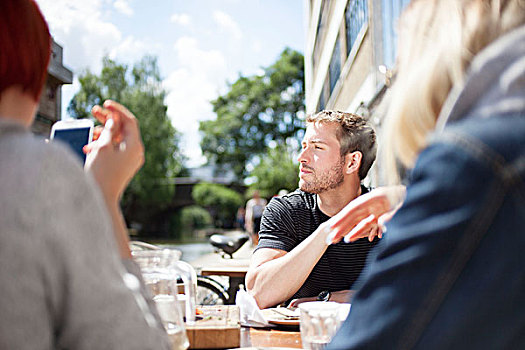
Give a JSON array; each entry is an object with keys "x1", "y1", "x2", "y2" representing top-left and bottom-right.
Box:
[{"x1": 209, "y1": 233, "x2": 249, "y2": 258}]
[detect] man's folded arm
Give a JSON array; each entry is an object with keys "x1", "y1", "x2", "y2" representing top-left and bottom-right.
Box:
[{"x1": 245, "y1": 222, "x2": 332, "y2": 309}]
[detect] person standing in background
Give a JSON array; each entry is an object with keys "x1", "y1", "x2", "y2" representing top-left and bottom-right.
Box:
[
  {"x1": 245, "y1": 190, "x2": 267, "y2": 246},
  {"x1": 235, "y1": 207, "x2": 246, "y2": 231}
]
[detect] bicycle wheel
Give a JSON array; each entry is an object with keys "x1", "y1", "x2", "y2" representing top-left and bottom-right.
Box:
[{"x1": 196, "y1": 276, "x2": 228, "y2": 305}]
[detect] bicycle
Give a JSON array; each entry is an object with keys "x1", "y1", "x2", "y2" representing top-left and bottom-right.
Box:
[
  {"x1": 194, "y1": 232, "x2": 250, "y2": 305},
  {"x1": 195, "y1": 275, "x2": 229, "y2": 305},
  {"x1": 130, "y1": 232, "x2": 250, "y2": 306}
]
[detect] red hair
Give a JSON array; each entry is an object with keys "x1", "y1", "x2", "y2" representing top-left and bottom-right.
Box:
[{"x1": 0, "y1": 0, "x2": 51, "y2": 102}]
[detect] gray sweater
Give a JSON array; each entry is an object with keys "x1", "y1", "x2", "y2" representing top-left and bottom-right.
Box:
[{"x1": 0, "y1": 120, "x2": 170, "y2": 349}]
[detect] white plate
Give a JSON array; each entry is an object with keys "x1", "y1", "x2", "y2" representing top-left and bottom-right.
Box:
[
  {"x1": 266, "y1": 318, "x2": 300, "y2": 326},
  {"x1": 262, "y1": 308, "x2": 300, "y2": 326}
]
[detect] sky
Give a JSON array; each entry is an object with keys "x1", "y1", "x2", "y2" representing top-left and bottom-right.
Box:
[{"x1": 34, "y1": 0, "x2": 305, "y2": 167}]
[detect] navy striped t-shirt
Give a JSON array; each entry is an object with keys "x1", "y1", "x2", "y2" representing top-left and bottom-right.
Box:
[{"x1": 256, "y1": 188, "x2": 378, "y2": 302}]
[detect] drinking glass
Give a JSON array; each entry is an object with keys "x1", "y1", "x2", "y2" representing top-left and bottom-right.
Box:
[
  {"x1": 300, "y1": 301, "x2": 343, "y2": 350},
  {"x1": 132, "y1": 249, "x2": 197, "y2": 350}
]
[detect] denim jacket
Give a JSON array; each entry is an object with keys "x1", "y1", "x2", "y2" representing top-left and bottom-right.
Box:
[{"x1": 329, "y1": 26, "x2": 525, "y2": 349}]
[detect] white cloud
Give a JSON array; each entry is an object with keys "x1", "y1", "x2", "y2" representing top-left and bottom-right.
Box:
[
  {"x1": 212, "y1": 10, "x2": 242, "y2": 41},
  {"x1": 251, "y1": 40, "x2": 263, "y2": 54},
  {"x1": 173, "y1": 37, "x2": 227, "y2": 80},
  {"x1": 35, "y1": 0, "x2": 157, "y2": 120},
  {"x1": 113, "y1": 0, "x2": 134, "y2": 16},
  {"x1": 35, "y1": 1, "x2": 158, "y2": 79},
  {"x1": 35, "y1": 0, "x2": 122, "y2": 73},
  {"x1": 109, "y1": 35, "x2": 159, "y2": 63},
  {"x1": 170, "y1": 13, "x2": 191, "y2": 26},
  {"x1": 164, "y1": 37, "x2": 228, "y2": 166},
  {"x1": 254, "y1": 68, "x2": 265, "y2": 77}
]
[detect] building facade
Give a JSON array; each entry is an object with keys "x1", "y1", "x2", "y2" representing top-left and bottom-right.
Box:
[
  {"x1": 304, "y1": 0, "x2": 410, "y2": 184},
  {"x1": 31, "y1": 39, "x2": 73, "y2": 137}
]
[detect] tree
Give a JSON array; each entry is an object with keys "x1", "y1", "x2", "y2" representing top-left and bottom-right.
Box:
[
  {"x1": 69, "y1": 56, "x2": 186, "y2": 234},
  {"x1": 192, "y1": 183, "x2": 243, "y2": 228},
  {"x1": 249, "y1": 145, "x2": 299, "y2": 198},
  {"x1": 179, "y1": 205, "x2": 213, "y2": 234},
  {"x1": 200, "y1": 48, "x2": 305, "y2": 179}
]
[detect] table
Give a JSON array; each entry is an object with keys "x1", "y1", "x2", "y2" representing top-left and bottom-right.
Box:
[
  {"x1": 240, "y1": 327, "x2": 302, "y2": 348},
  {"x1": 191, "y1": 237, "x2": 253, "y2": 304},
  {"x1": 200, "y1": 265, "x2": 249, "y2": 304},
  {"x1": 188, "y1": 305, "x2": 301, "y2": 349}
]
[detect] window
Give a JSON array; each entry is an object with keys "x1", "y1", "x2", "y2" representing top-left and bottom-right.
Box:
[
  {"x1": 313, "y1": 0, "x2": 332, "y2": 70},
  {"x1": 328, "y1": 35, "x2": 342, "y2": 94},
  {"x1": 319, "y1": 88, "x2": 326, "y2": 111},
  {"x1": 345, "y1": 0, "x2": 368, "y2": 56},
  {"x1": 318, "y1": 76, "x2": 330, "y2": 112},
  {"x1": 381, "y1": 0, "x2": 411, "y2": 68}
]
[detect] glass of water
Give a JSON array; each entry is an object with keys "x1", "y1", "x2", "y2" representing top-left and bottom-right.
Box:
[
  {"x1": 132, "y1": 249, "x2": 192, "y2": 350},
  {"x1": 300, "y1": 301, "x2": 344, "y2": 350}
]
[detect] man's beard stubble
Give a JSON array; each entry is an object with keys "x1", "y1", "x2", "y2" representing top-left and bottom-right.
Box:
[{"x1": 299, "y1": 158, "x2": 345, "y2": 194}]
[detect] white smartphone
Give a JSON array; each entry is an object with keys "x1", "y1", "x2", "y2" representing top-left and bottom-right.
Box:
[{"x1": 50, "y1": 119, "x2": 94, "y2": 164}]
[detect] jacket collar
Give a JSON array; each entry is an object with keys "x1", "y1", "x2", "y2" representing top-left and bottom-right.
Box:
[{"x1": 436, "y1": 25, "x2": 525, "y2": 132}]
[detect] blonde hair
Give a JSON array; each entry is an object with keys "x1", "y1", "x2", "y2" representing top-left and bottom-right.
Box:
[{"x1": 383, "y1": 0, "x2": 525, "y2": 184}]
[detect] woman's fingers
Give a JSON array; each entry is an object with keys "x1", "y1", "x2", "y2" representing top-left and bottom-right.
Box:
[
  {"x1": 377, "y1": 205, "x2": 402, "y2": 232},
  {"x1": 368, "y1": 226, "x2": 380, "y2": 242},
  {"x1": 103, "y1": 99, "x2": 133, "y2": 120},
  {"x1": 328, "y1": 202, "x2": 383, "y2": 244},
  {"x1": 103, "y1": 100, "x2": 145, "y2": 171},
  {"x1": 91, "y1": 105, "x2": 111, "y2": 124},
  {"x1": 103, "y1": 100, "x2": 142, "y2": 151},
  {"x1": 324, "y1": 187, "x2": 406, "y2": 245},
  {"x1": 83, "y1": 125, "x2": 104, "y2": 155},
  {"x1": 93, "y1": 125, "x2": 103, "y2": 141},
  {"x1": 93, "y1": 100, "x2": 134, "y2": 144},
  {"x1": 103, "y1": 100, "x2": 134, "y2": 134},
  {"x1": 91, "y1": 103, "x2": 124, "y2": 145},
  {"x1": 344, "y1": 214, "x2": 376, "y2": 243}
]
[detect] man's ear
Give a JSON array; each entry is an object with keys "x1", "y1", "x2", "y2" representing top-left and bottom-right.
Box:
[{"x1": 346, "y1": 151, "x2": 362, "y2": 175}]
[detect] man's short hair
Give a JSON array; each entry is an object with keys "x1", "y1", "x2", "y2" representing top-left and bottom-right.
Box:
[
  {"x1": 0, "y1": 0, "x2": 51, "y2": 102},
  {"x1": 306, "y1": 110, "x2": 377, "y2": 179}
]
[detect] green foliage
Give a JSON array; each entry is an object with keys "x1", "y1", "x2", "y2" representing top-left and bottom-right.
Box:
[
  {"x1": 68, "y1": 56, "x2": 186, "y2": 233},
  {"x1": 200, "y1": 48, "x2": 305, "y2": 179},
  {"x1": 67, "y1": 57, "x2": 127, "y2": 119},
  {"x1": 179, "y1": 205, "x2": 213, "y2": 232},
  {"x1": 192, "y1": 183, "x2": 243, "y2": 228},
  {"x1": 250, "y1": 145, "x2": 299, "y2": 198}
]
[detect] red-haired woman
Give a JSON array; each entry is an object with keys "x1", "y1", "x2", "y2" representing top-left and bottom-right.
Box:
[{"x1": 0, "y1": 1, "x2": 170, "y2": 349}]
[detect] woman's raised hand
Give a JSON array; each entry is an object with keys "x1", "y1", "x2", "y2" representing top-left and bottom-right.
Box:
[
  {"x1": 326, "y1": 186, "x2": 406, "y2": 244},
  {"x1": 84, "y1": 100, "x2": 145, "y2": 203}
]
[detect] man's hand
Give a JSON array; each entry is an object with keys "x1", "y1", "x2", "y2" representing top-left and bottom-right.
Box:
[{"x1": 326, "y1": 186, "x2": 406, "y2": 244}]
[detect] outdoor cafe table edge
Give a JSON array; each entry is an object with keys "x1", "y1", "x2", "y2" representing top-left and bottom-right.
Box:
[
  {"x1": 240, "y1": 326, "x2": 302, "y2": 348},
  {"x1": 189, "y1": 305, "x2": 302, "y2": 349}
]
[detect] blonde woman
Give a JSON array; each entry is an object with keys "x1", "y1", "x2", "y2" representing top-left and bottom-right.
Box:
[{"x1": 327, "y1": 0, "x2": 525, "y2": 349}]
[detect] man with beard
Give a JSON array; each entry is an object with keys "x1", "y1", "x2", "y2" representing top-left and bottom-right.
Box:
[{"x1": 246, "y1": 110, "x2": 379, "y2": 309}]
